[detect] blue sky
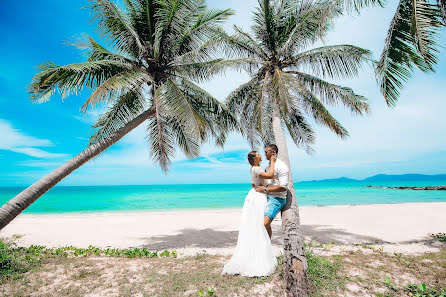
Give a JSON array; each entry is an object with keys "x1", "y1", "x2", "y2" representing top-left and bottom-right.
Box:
[{"x1": 0, "y1": 0, "x2": 445, "y2": 186}]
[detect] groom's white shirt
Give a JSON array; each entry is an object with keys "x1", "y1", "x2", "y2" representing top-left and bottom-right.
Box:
[{"x1": 264, "y1": 158, "x2": 289, "y2": 198}]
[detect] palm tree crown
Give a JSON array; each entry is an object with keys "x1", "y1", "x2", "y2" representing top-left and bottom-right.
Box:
[
  {"x1": 29, "y1": 0, "x2": 238, "y2": 172},
  {"x1": 223, "y1": 0, "x2": 373, "y2": 152}
]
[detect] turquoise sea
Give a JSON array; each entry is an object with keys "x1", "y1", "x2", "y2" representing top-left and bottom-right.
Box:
[{"x1": 1, "y1": 178, "x2": 446, "y2": 214}]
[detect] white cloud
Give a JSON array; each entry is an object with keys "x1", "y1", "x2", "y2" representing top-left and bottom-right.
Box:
[
  {"x1": 73, "y1": 108, "x2": 105, "y2": 125},
  {"x1": 10, "y1": 147, "x2": 68, "y2": 159},
  {"x1": 16, "y1": 160, "x2": 67, "y2": 168},
  {"x1": 0, "y1": 119, "x2": 69, "y2": 159}
]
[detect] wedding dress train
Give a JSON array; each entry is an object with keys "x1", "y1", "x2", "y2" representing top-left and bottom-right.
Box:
[{"x1": 221, "y1": 188, "x2": 277, "y2": 277}]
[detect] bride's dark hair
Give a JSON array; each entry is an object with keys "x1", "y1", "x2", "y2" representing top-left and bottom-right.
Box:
[{"x1": 247, "y1": 151, "x2": 257, "y2": 166}]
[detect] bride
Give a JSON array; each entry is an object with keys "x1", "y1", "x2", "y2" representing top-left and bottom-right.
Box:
[{"x1": 221, "y1": 151, "x2": 278, "y2": 277}]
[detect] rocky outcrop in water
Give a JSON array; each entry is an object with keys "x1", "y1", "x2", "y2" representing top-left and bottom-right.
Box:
[{"x1": 364, "y1": 185, "x2": 446, "y2": 190}]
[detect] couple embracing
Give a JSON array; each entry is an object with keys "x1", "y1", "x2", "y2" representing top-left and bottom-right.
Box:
[{"x1": 222, "y1": 144, "x2": 289, "y2": 277}]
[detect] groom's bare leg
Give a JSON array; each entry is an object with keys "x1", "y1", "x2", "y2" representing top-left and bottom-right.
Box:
[{"x1": 264, "y1": 216, "x2": 272, "y2": 239}]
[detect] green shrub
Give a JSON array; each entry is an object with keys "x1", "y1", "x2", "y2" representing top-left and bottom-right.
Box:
[
  {"x1": 0, "y1": 240, "x2": 42, "y2": 280},
  {"x1": 429, "y1": 233, "x2": 446, "y2": 242},
  {"x1": 405, "y1": 283, "x2": 446, "y2": 297},
  {"x1": 0, "y1": 239, "x2": 179, "y2": 280}
]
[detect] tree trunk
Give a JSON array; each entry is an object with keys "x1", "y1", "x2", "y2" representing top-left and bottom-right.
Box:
[
  {"x1": 272, "y1": 106, "x2": 309, "y2": 296},
  {"x1": 0, "y1": 108, "x2": 156, "y2": 230}
]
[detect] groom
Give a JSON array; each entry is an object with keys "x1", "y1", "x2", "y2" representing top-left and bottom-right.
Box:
[{"x1": 255, "y1": 144, "x2": 288, "y2": 239}]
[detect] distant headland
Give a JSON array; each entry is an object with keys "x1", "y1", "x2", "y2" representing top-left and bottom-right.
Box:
[
  {"x1": 364, "y1": 185, "x2": 446, "y2": 191},
  {"x1": 297, "y1": 174, "x2": 446, "y2": 184}
]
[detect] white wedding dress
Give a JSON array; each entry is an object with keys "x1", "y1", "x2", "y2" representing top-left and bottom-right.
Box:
[{"x1": 221, "y1": 166, "x2": 277, "y2": 277}]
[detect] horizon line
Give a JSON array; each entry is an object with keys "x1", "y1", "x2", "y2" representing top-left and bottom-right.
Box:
[{"x1": 2, "y1": 172, "x2": 446, "y2": 188}]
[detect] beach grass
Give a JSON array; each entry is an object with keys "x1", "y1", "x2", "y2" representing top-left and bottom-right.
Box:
[{"x1": 1, "y1": 238, "x2": 445, "y2": 296}]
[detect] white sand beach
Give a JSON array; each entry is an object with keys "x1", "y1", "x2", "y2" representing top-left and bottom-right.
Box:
[{"x1": 1, "y1": 202, "x2": 445, "y2": 255}]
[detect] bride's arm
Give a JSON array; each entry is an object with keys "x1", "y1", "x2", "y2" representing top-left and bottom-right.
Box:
[{"x1": 258, "y1": 154, "x2": 276, "y2": 179}]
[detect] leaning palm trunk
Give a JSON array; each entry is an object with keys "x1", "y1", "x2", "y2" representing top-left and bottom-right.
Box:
[
  {"x1": 272, "y1": 105, "x2": 309, "y2": 296},
  {"x1": 0, "y1": 108, "x2": 155, "y2": 230}
]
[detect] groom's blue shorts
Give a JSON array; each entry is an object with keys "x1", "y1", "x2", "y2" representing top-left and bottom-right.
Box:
[{"x1": 264, "y1": 197, "x2": 287, "y2": 221}]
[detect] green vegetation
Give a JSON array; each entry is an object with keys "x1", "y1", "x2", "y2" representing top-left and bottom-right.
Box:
[
  {"x1": 377, "y1": 281, "x2": 446, "y2": 297},
  {"x1": 376, "y1": 0, "x2": 445, "y2": 105},
  {"x1": 1, "y1": 238, "x2": 344, "y2": 295},
  {"x1": 0, "y1": 239, "x2": 176, "y2": 280},
  {"x1": 306, "y1": 251, "x2": 346, "y2": 296},
  {"x1": 406, "y1": 283, "x2": 446, "y2": 297},
  {"x1": 430, "y1": 233, "x2": 446, "y2": 242},
  {"x1": 197, "y1": 287, "x2": 215, "y2": 296},
  {"x1": 0, "y1": 240, "x2": 42, "y2": 280},
  {"x1": 2, "y1": 241, "x2": 445, "y2": 296}
]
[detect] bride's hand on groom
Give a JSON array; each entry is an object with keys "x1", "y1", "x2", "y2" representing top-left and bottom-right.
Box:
[
  {"x1": 255, "y1": 186, "x2": 265, "y2": 193},
  {"x1": 270, "y1": 153, "x2": 277, "y2": 163}
]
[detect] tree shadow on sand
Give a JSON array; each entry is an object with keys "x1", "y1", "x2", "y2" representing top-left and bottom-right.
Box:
[
  {"x1": 301, "y1": 225, "x2": 386, "y2": 244},
  {"x1": 136, "y1": 225, "x2": 387, "y2": 250}
]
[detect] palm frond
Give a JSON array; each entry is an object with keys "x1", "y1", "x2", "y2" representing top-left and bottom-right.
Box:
[
  {"x1": 218, "y1": 29, "x2": 266, "y2": 61},
  {"x1": 289, "y1": 80, "x2": 349, "y2": 138},
  {"x1": 89, "y1": 91, "x2": 147, "y2": 144},
  {"x1": 376, "y1": 0, "x2": 442, "y2": 106},
  {"x1": 241, "y1": 97, "x2": 264, "y2": 149},
  {"x1": 331, "y1": 0, "x2": 384, "y2": 13},
  {"x1": 87, "y1": 0, "x2": 147, "y2": 58},
  {"x1": 253, "y1": 0, "x2": 279, "y2": 56},
  {"x1": 286, "y1": 45, "x2": 372, "y2": 79},
  {"x1": 168, "y1": 8, "x2": 235, "y2": 58},
  {"x1": 231, "y1": 25, "x2": 268, "y2": 59},
  {"x1": 283, "y1": 108, "x2": 315, "y2": 154},
  {"x1": 29, "y1": 60, "x2": 131, "y2": 103},
  {"x1": 286, "y1": 71, "x2": 370, "y2": 115},
  {"x1": 180, "y1": 79, "x2": 239, "y2": 146},
  {"x1": 68, "y1": 35, "x2": 136, "y2": 64},
  {"x1": 411, "y1": 0, "x2": 443, "y2": 67},
  {"x1": 159, "y1": 78, "x2": 204, "y2": 136},
  {"x1": 438, "y1": 0, "x2": 446, "y2": 22},
  {"x1": 226, "y1": 76, "x2": 262, "y2": 117},
  {"x1": 165, "y1": 115, "x2": 201, "y2": 159},
  {"x1": 153, "y1": 0, "x2": 195, "y2": 58},
  {"x1": 143, "y1": 0, "x2": 157, "y2": 48},
  {"x1": 81, "y1": 70, "x2": 151, "y2": 112},
  {"x1": 120, "y1": 0, "x2": 157, "y2": 55},
  {"x1": 172, "y1": 58, "x2": 262, "y2": 83},
  {"x1": 226, "y1": 71, "x2": 271, "y2": 150},
  {"x1": 277, "y1": 0, "x2": 343, "y2": 57},
  {"x1": 147, "y1": 111, "x2": 175, "y2": 173}
]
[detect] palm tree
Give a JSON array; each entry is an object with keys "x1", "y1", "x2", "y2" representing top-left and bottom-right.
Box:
[
  {"x1": 376, "y1": 0, "x2": 444, "y2": 105},
  {"x1": 222, "y1": 0, "x2": 372, "y2": 295},
  {"x1": 0, "y1": 0, "x2": 239, "y2": 229}
]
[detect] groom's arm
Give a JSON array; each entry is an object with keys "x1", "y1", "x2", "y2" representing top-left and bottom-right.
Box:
[
  {"x1": 255, "y1": 185, "x2": 286, "y2": 193},
  {"x1": 256, "y1": 166, "x2": 288, "y2": 193}
]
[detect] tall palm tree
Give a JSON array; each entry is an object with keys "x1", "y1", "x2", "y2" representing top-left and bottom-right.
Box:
[
  {"x1": 0, "y1": 0, "x2": 239, "y2": 229},
  {"x1": 376, "y1": 0, "x2": 444, "y2": 105},
  {"x1": 222, "y1": 0, "x2": 372, "y2": 295}
]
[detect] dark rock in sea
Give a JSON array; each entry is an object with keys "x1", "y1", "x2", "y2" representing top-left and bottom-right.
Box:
[{"x1": 364, "y1": 185, "x2": 446, "y2": 190}]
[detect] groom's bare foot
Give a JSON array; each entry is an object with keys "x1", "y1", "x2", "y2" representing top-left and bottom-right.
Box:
[{"x1": 264, "y1": 216, "x2": 272, "y2": 239}]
